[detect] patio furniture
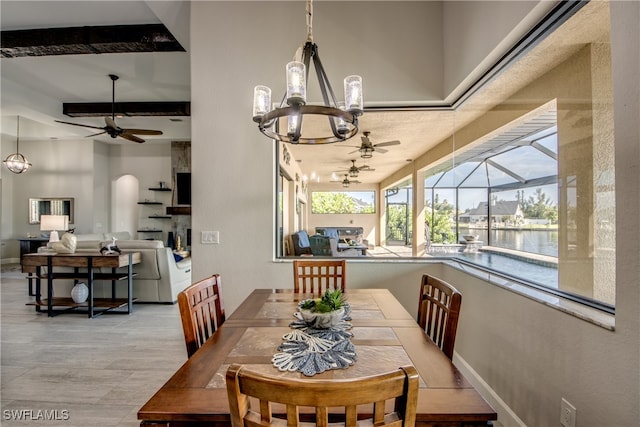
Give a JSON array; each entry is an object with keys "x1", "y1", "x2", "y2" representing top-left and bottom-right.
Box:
[
  {"x1": 417, "y1": 274, "x2": 462, "y2": 360},
  {"x1": 177, "y1": 274, "x2": 225, "y2": 357},
  {"x1": 226, "y1": 363, "x2": 419, "y2": 426},
  {"x1": 293, "y1": 259, "x2": 346, "y2": 294},
  {"x1": 291, "y1": 230, "x2": 313, "y2": 256}
]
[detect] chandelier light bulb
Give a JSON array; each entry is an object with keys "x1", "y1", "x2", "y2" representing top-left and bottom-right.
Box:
[
  {"x1": 252, "y1": 85, "x2": 272, "y2": 121},
  {"x1": 286, "y1": 61, "x2": 306, "y2": 105},
  {"x1": 287, "y1": 114, "x2": 300, "y2": 138},
  {"x1": 344, "y1": 75, "x2": 363, "y2": 113}
]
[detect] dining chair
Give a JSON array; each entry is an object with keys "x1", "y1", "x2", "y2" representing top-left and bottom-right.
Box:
[
  {"x1": 177, "y1": 274, "x2": 225, "y2": 358},
  {"x1": 292, "y1": 259, "x2": 346, "y2": 294},
  {"x1": 417, "y1": 274, "x2": 462, "y2": 360},
  {"x1": 226, "y1": 363, "x2": 419, "y2": 426}
]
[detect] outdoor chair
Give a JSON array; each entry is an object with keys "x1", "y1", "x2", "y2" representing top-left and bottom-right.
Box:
[
  {"x1": 293, "y1": 259, "x2": 346, "y2": 294},
  {"x1": 417, "y1": 274, "x2": 462, "y2": 360},
  {"x1": 177, "y1": 274, "x2": 225, "y2": 358},
  {"x1": 226, "y1": 363, "x2": 419, "y2": 426}
]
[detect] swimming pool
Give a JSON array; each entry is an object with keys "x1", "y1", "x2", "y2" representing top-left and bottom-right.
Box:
[{"x1": 451, "y1": 251, "x2": 558, "y2": 288}]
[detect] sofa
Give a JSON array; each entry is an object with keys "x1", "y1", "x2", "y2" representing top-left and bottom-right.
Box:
[{"x1": 36, "y1": 232, "x2": 191, "y2": 303}]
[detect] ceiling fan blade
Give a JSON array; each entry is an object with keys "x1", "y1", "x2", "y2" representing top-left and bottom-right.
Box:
[
  {"x1": 358, "y1": 167, "x2": 376, "y2": 172},
  {"x1": 54, "y1": 120, "x2": 105, "y2": 131},
  {"x1": 376, "y1": 147, "x2": 388, "y2": 154},
  {"x1": 85, "y1": 131, "x2": 107, "y2": 138},
  {"x1": 119, "y1": 133, "x2": 145, "y2": 143},
  {"x1": 348, "y1": 149, "x2": 361, "y2": 155},
  {"x1": 374, "y1": 140, "x2": 401, "y2": 148},
  {"x1": 123, "y1": 128, "x2": 163, "y2": 136}
]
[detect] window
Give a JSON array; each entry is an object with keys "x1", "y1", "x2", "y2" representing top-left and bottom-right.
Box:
[{"x1": 311, "y1": 191, "x2": 376, "y2": 214}]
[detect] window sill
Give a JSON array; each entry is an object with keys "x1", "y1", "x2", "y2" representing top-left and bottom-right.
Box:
[{"x1": 443, "y1": 259, "x2": 615, "y2": 331}]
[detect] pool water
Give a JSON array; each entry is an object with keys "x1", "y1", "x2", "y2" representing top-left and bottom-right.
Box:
[{"x1": 454, "y1": 251, "x2": 558, "y2": 288}]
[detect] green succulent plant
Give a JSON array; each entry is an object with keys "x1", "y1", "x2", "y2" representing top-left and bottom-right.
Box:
[{"x1": 300, "y1": 289, "x2": 345, "y2": 313}]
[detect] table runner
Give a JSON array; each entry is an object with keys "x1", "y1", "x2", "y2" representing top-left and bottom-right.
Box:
[{"x1": 272, "y1": 303, "x2": 357, "y2": 376}]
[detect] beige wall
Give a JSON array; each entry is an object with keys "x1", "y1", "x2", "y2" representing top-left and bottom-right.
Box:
[{"x1": 190, "y1": 2, "x2": 638, "y2": 426}]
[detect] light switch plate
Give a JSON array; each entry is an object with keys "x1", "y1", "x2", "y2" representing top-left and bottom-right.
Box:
[{"x1": 201, "y1": 230, "x2": 219, "y2": 244}]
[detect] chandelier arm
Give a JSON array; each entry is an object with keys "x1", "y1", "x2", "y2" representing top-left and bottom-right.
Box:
[
  {"x1": 306, "y1": 0, "x2": 313, "y2": 42},
  {"x1": 311, "y1": 48, "x2": 344, "y2": 140}
]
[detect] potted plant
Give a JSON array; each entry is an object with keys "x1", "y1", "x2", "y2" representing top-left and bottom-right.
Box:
[{"x1": 298, "y1": 289, "x2": 346, "y2": 328}]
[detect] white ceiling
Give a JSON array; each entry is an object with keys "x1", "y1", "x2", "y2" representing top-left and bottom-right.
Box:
[{"x1": 1, "y1": 1, "x2": 608, "y2": 186}]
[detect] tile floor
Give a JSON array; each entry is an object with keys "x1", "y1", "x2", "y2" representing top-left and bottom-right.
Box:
[{"x1": 1, "y1": 265, "x2": 187, "y2": 426}]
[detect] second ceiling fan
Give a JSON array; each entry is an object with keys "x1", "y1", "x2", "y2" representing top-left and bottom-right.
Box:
[
  {"x1": 342, "y1": 131, "x2": 401, "y2": 158},
  {"x1": 55, "y1": 74, "x2": 163, "y2": 143}
]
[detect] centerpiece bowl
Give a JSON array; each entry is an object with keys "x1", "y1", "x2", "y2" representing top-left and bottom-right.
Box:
[
  {"x1": 299, "y1": 307, "x2": 345, "y2": 328},
  {"x1": 298, "y1": 289, "x2": 346, "y2": 329}
]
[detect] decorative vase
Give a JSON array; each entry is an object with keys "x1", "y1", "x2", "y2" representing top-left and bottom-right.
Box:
[{"x1": 71, "y1": 282, "x2": 89, "y2": 304}]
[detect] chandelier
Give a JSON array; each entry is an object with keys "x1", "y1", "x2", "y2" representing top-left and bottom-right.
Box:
[
  {"x1": 3, "y1": 116, "x2": 32, "y2": 174},
  {"x1": 252, "y1": 0, "x2": 363, "y2": 144}
]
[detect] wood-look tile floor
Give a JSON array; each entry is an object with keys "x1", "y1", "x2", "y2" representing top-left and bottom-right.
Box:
[{"x1": 1, "y1": 267, "x2": 187, "y2": 427}]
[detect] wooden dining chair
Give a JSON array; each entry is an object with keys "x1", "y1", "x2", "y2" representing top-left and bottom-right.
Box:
[
  {"x1": 417, "y1": 274, "x2": 462, "y2": 360},
  {"x1": 226, "y1": 363, "x2": 419, "y2": 427},
  {"x1": 177, "y1": 274, "x2": 225, "y2": 358},
  {"x1": 292, "y1": 259, "x2": 346, "y2": 294}
]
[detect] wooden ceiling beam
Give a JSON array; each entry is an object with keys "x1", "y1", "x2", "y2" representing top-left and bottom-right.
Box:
[
  {"x1": 1, "y1": 24, "x2": 185, "y2": 58},
  {"x1": 62, "y1": 101, "x2": 191, "y2": 117}
]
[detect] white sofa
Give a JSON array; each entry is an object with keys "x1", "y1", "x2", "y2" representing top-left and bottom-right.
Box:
[{"x1": 36, "y1": 232, "x2": 191, "y2": 303}]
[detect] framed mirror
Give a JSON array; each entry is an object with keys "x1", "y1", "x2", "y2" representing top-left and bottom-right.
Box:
[{"x1": 29, "y1": 198, "x2": 74, "y2": 224}]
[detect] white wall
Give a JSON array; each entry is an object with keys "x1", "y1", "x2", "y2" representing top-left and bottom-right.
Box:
[{"x1": 190, "y1": 2, "x2": 639, "y2": 426}]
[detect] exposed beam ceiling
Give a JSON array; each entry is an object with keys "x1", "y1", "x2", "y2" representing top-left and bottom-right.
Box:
[
  {"x1": 1, "y1": 24, "x2": 185, "y2": 58},
  {"x1": 62, "y1": 101, "x2": 190, "y2": 117}
]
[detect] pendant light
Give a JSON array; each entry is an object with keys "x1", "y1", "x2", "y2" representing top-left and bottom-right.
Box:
[
  {"x1": 252, "y1": 0, "x2": 363, "y2": 144},
  {"x1": 3, "y1": 116, "x2": 32, "y2": 174}
]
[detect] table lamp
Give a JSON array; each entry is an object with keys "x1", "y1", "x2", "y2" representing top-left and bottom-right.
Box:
[{"x1": 40, "y1": 215, "x2": 69, "y2": 243}]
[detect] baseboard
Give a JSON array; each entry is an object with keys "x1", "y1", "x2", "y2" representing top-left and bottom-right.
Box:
[
  {"x1": 452, "y1": 352, "x2": 526, "y2": 427},
  {"x1": 2, "y1": 257, "x2": 20, "y2": 265}
]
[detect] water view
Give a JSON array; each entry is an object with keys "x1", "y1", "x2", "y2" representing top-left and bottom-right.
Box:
[{"x1": 461, "y1": 228, "x2": 558, "y2": 257}]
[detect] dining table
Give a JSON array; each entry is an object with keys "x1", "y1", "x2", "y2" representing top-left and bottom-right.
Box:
[{"x1": 138, "y1": 288, "x2": 497, "y2": 426}]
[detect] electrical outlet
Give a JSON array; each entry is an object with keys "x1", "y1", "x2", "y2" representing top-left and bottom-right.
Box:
[{"x1": 560, "y1": 398, "x2": 576, "y2": 427}]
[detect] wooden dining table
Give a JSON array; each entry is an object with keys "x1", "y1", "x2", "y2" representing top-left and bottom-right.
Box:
[{"x1": 138, "y1": 288, "x2": 497, "y2": 426}]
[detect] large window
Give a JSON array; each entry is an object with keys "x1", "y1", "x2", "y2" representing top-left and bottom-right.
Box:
[
  {"x1": 275, "y1": 1, "x2": 615, "y2": 311},
  {"x1": 311, "y1": 191, "x2": 376, "y2": 214}
]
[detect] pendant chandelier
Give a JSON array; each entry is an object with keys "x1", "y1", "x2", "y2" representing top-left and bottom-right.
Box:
[
  {"x1": 3, "y1": 116, "x2": 32, "y2": 174},
  {"x1": 252, "y1": 0, "x2": 363, "y2": 144}
]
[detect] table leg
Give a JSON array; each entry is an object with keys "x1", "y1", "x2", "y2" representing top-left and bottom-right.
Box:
[
  {"x1": 87, "y1": 259, "x2": 94, "y2": 318},
  {"x1": 34, "y1": 266, "x2": 43, "y2": 313},
  {"x1": 127, "y1": 253, "x2": 133, "y2": 314},
  {"x1": 47, "y1": 257, "x2": 54, "y2": 317}
]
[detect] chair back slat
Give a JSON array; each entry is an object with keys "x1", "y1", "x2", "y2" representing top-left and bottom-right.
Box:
[
  {"x1": 417, "y1": 274, "x2": 462, "y2": 360},
  {"x1": 177, "y1": 274, "x2": 225, "y2": 357},
  {"x1": 293, "y1": 259, "x2": 346, "y2": 294},
  {"x1": 226, "y1": 364, "x2": 419, "y2": 427}
]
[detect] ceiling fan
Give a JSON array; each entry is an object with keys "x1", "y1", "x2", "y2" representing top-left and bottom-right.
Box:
[
  {"x1": 55, "y1": 74, "x2": 163, "y2": 143},
  {"x1": 331, "y1": 173, "x2": 361, "y2": 188},
  {"x1": 342, "y1": 131, "x2": 401, "y2": 158},
  {"x1": 337, "y1": 159, "x2": 376, "y2": 178}
]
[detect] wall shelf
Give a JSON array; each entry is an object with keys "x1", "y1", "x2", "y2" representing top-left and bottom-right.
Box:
[
  {"x1": 149, "y1": 187, "x2": 172, "y2": 192},
  {"x1": 149, "y1": 215, "x2": 172, "y2": 219},
  {"x1": 138, "y1": 201, "x2": 162, "y2": 205},
  {"x1": 137, "y1": 229, "x2": 162, "y2": 233}
]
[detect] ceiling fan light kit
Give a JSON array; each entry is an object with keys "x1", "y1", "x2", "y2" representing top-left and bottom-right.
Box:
[
  {"x1": 252, "y1": 0, "x2": 363, "y2": 144},
  {"x1": 3, "y1": 116, "x2": 32, "y2": 174}
]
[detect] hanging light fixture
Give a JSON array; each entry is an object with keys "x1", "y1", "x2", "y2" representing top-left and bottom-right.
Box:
[
  {"x1": 3, "y1": 116, "x2": 32, "y2": 174},
  {"x1": 252, "y1": 0, "x2": 363, "y2": 144}
]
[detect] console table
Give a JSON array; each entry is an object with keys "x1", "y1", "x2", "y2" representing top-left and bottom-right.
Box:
[{"x1": 22, "y1": 251, "x2": 141, "y2": 318}]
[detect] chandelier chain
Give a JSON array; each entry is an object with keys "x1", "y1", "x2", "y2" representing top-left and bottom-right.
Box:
[{"x1": 306, "y1": 0, "x2": 313, "y2": 42}]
